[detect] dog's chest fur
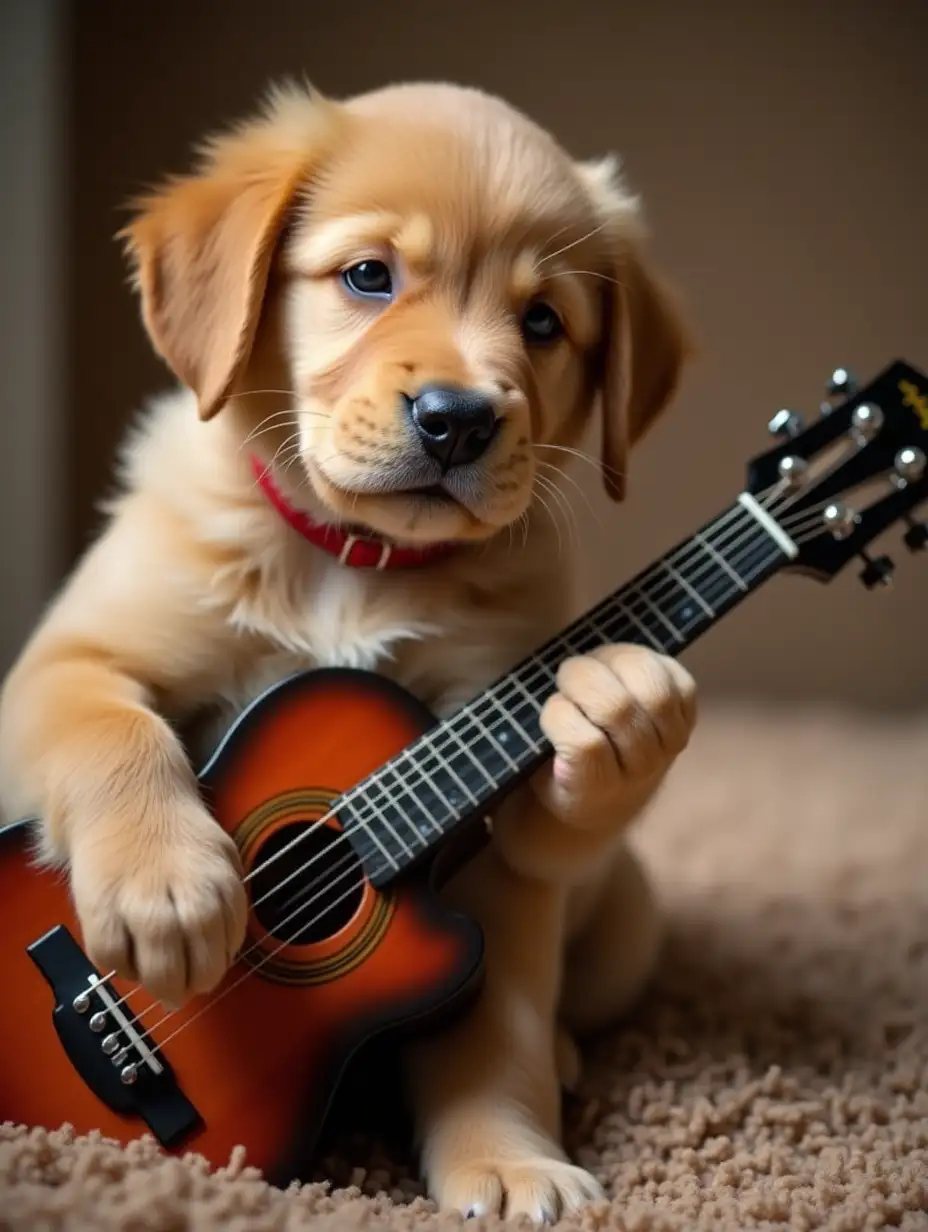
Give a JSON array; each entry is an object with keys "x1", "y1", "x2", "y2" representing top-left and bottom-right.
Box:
[
  {"x1": 131, "y1": 392, "x2": 569, "y2": 764},
  {"x1": 197, "y1": 548, "x2": 557, "y2": 761}
]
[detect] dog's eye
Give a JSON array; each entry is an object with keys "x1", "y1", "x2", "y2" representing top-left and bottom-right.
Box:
[
  {"x1": 521, "y1": 301, "x2": 563, "y2": 344},
  {"x1": 341, "y1": 260, "x2": 394, "y2": 300}
]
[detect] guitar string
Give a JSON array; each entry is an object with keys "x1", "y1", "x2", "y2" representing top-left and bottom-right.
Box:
[
  {"x1": 112, "y1": 487, "x2": 884, "y2": 1066},
  {"x1": 91, "y1": 486, "x2": 780, "y2": 1031},
  {"x1": 241, "y1": 494, "x2": 784, "y2": 886},
  {"x1": 101, "y1": 430, "x2": 893, "y2": 991},
  {"x1": 238, "y1": 471, "x2": 864, "y2": 893},
  {"x1": 231, "y1": 482, "x2": 789, "y2": 884},
  {"x1": 97, "y1": 475, "x2": 853, "y2": 1043},
  {"x1": 143, "y1": 523, "x2": 801, "y2": 1060},
  {"x1": 246, "y1": 490, "x2": 886, "y2": 914},
  {"x1": 103, "y1": 474, "x2": 881, "y2": 1050},
  {"x1": 97, "y1": 500, "x2": 797, "y2": 1050},
  {"x1": 93, "y1": 481, "x2": 798, "y2": 1034}
]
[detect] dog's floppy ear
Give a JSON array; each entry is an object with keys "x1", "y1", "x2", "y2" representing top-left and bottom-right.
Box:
[
  {"x1": 577, "y1": 156, "x2": 692, "y2": 502},
  {"x1": 120, "y1": 84, "x2": 339, "y2": 421}
]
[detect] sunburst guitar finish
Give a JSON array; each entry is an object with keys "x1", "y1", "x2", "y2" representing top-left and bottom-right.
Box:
[{"x1": 0, "y1": 670, "x2": 484, "y2": 1186}]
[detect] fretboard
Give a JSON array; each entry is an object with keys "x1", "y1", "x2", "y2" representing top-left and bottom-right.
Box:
[{"x1": 344, "y1": 492, "x2": 793, "y2": 886}]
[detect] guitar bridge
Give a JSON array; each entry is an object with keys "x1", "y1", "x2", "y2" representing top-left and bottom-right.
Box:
[{"x1": 27, "y1": 925, "x2": 202, "y2": 1149}]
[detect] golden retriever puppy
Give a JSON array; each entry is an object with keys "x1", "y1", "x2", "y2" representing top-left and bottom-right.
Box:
[{"x1": 0, "y1": 80, "x2": 694, "y2": 1220}]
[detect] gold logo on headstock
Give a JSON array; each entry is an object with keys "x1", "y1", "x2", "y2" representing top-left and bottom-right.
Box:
[{"x1": 899, "y1": 378, "x2": 928, "y2": 430}]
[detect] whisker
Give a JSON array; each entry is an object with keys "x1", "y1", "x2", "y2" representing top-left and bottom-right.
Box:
[
  {"x1": 537, "y1": 471, "x2": 581, "y2": 556},
  {"x1": 241, "y1": 407, "x2": 331, "y2": 450},
  {"x1": 280, "y1": 447, "x2": 306, "y2": 479},
  {"x1": 531, "y1": 482, "x2": 563, "y2": 560},
  {"x1": 532, "y1": 473, "x2": 570, "y2": 560},
  {"x1": 536, "y1": 459, "x2": 600, "y2": 528},
  {"x1": 534, "y1": 219, "x2": 576, "y2": 259},
  {"x1": 520, "y1": 511, "x2": 531, "y2": 550},
  {"x1": 544, "y1": 268, "x2": 625, "y2": 288},
  {"x1": 536, "y1": 221, "x2": 608, "y2": 269},
  {"x1": 232, "y1": 388, "x2": 301, "y2": 400},
  {"x1": 534, "y1": 441, "x2": 625, "y2": 485},
  {"x1": 270, "y1": 430, "x2": 303, "y2": 471},
  {"x1": 242, "y1": 415, "x2": 300, "y2": 448}
]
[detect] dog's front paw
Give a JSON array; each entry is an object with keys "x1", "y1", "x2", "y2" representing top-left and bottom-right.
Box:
[
  {"x1": 534, "y1": 643, "x2": 697, "y2": 829},
  {"x1": 69, "y1": 800, "x2": 247, "y2": 1007},
  {"x1": 436, "y1": 1156, "x2": 604, "y2": 1223}
]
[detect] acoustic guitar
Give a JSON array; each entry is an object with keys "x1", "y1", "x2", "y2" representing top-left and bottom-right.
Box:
[{"x1": 1, "y1": 359, "x2": 926, "y2": 1186}]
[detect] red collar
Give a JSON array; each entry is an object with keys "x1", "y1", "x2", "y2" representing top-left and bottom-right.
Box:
[{"x1": 250, "y1": 455, "x2": 457, "y2": 570}]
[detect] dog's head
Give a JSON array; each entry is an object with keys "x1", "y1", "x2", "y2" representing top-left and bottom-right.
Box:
[{"x1": 122, "y1": 81, "x2": 691, "y2": 546}]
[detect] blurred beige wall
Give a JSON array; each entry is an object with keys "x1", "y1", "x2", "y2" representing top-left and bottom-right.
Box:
[{"x1": 63, "y1": 0, "x2": 928, "y2": 708}]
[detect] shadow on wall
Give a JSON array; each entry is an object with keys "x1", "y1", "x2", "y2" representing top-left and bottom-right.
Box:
[{"x1": 46, "y1": 0, "x2": 928, "y2": 708}]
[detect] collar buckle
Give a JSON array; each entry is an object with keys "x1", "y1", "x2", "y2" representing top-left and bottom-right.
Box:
[{"x1": 337, "y1": 532, "x2": 394, "y2": 570}]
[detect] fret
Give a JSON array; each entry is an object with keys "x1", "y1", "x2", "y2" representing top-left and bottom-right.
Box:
[
  {"x1": 347, "y1": 496, "x2": 793, "y2": 888},
  {"x1": 358, "y1": 778, "x2": 418, "y2": 861},
  {"x1": 664, "y1": 560, "x2": 714, "y2": 619},
  {"x1": 706, "y1": 522, "x2": 781, "y2": 609},
  {"x1": 473, "y1": 688, "x2": 541, "y2": 760},
  {"x1": 406, "y1": 758, "x2": 466, "y2": 821},
  {"x1": 364, "y1": 762, "x2": 443, "y2": 847},
  {"x1": 611, "y1": 596, "x2": 667, "y2": 651},
  {"x1": 363, "y1": 751, "x2": 465, "y2": 856},
  {"x1": 506, "y1": 666, "x2": 549, "y2": 728},
  {"x1": 471, "y1": 714, "x2": 520, "y2": 772},
  {"x1": 586, "y1": 612, "x2": 619, "y2": 645},
  {"x1": 438, "y1": 722, "x2": 500, "y2": 795},
  {"x1": 341, "y1": 794, "x2": 405, "y2": 873},
  {"x1": 413, "y1": 744, "x2": 482, "y2": 815},
  {"x1": 557, "y1": 623, "x2": 602, "y2": 657},
  {"x1": 451, "y1": 708, "x2": 522, "y2": 776},
  {"x1": 695, "y1": 530, "x2": 748, "y2": 591},
  {"x1": 633, "y1": 583, "x2": 685, "y2": 645},
  {"x1": 639, "y1": 557, "x2": 715, "y2": 641}
]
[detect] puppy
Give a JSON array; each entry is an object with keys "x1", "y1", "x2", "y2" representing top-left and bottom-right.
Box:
[{"x1": 0, "y1": 80, "x2": 695, "y2": 1220}]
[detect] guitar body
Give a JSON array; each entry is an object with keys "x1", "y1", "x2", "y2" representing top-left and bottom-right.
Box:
[{"x1": 0, "y1": 668, "x2": 485, "y2": 1186}]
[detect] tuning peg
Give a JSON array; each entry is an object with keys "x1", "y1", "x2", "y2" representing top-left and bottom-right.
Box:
[
  {"x1": 767, "y1": 408, "x2": 804, "y2": 438},
  {"x1": 827, "y1": 367, "x2": 859, "y2": 399},
  {"x1": 893, "y1": 446, "x2": 926, "y2": 485},
  {"x1": 850, "y1": 402, "x2": 884, "y2": 444},
  {"x1": 823, "y1": 501, "x2": 858, "y2": 540},
  {"x1": 859, "y1": 551, "x2": 895, "y2": 589},
  {"x1": 777, "y1": 454, "x2": 809, "y2": 487},
  {"x1": 903, "y1": 516, "x2": 928, "y2": 552}
]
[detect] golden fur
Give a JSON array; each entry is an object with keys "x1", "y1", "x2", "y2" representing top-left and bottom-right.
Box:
[{"x1": 0, "y1": 80, "x2": 697, "y2": 1220}]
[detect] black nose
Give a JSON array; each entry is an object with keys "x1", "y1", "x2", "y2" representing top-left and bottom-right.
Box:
[{"x1": 407, "y1": 385, "x2": 499, "y2": 470}]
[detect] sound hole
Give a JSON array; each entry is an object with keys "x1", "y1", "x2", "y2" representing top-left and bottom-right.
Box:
[{"x1": 250, "y1": 820, "x2": 364, "y2": 945}]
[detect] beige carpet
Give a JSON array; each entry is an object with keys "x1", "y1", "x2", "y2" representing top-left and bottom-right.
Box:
[{"x1": 2, "y1": 704, "x2": 927, "y2": 1231}]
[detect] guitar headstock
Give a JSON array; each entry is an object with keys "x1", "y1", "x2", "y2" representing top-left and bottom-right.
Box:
[{"x1": 745, "y1": 359, "x2": 928, "y2": 587}]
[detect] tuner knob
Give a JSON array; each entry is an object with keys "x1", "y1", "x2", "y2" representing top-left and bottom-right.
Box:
[
  {"x1": 768, "y1": 408, "x2": 804, "y2": 438},
  {"x1": 827, "y1": 367, "x2": 859, "y2": 398},
  {"x1": 859, "y1": 552, "x2": 895, "y2": 590},
  {"x1": 823, "y1": 501, "x2": 857, "y2": 540},
  {"x1": 850, "y1": 402, "x2": 884, "y2": 443},
  {"x1": 903, "y1": 517, "x2": 928, "y2": 552},
  {"x1": 777, "y1": 454, "x2": 808, "y2": 487},
  {"x1": 894, "y1": 446, "x2": 926, "y2": 484}
]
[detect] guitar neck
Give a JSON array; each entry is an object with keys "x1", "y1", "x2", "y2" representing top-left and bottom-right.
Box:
[{"x1": 346, "y1": 491, "x2": 796, "y2": 886}]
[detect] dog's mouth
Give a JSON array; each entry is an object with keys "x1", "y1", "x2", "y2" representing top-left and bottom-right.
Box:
[
  {"x1": 310, "y1": 458, "x2": 472, "y2": 509},
  {"x1": 303, "y1": 451, "x2": 518, "y2": 543},
  {"x1": 401, "y1": 483, "x2": 460, "y2": 504}
]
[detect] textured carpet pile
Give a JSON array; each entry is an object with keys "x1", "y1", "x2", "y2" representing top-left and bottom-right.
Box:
[{"x1": 2, "y1": 704, "x2": 927, "y2": 1231}]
